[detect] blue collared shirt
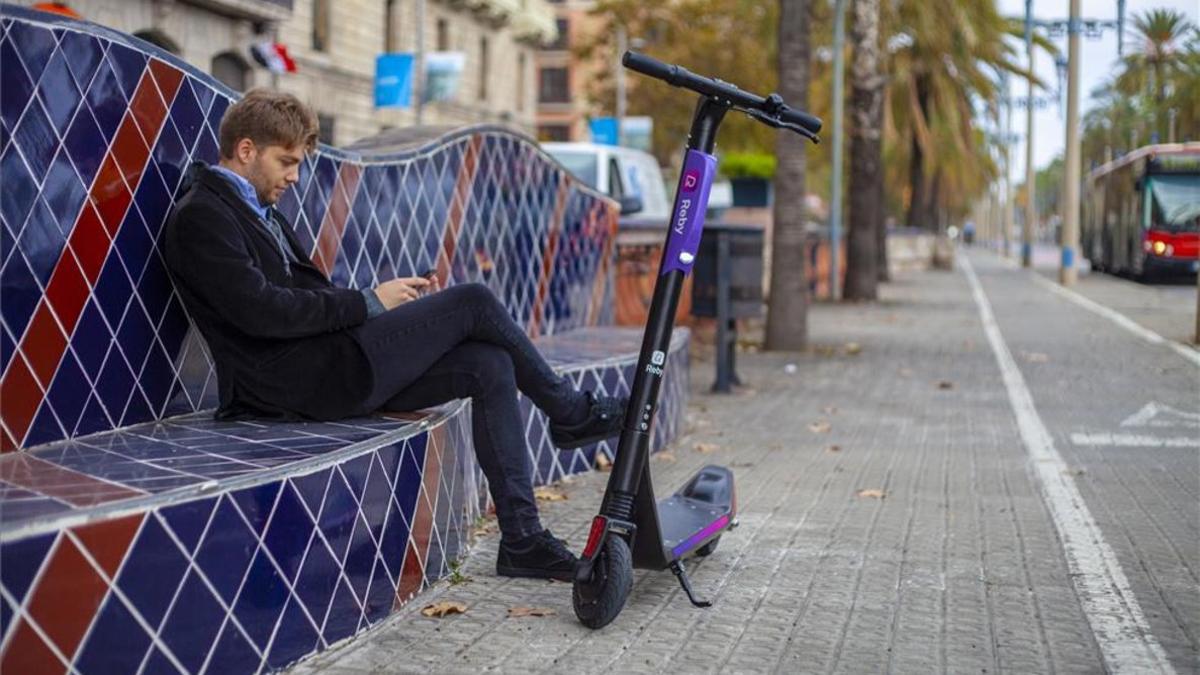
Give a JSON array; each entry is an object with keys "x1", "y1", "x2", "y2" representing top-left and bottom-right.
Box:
[{"x1": 210, "y1": 164, "x2": 385, "y2": 318}]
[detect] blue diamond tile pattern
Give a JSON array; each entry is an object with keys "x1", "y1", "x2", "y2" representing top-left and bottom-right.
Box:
[{"x1": 0, "y1": 7, "x2": 692, "y2": 674}]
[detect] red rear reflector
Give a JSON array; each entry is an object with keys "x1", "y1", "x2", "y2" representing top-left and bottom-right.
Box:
[{"x1": 582, "y1": 515, "x2": 608, "y2": 558}]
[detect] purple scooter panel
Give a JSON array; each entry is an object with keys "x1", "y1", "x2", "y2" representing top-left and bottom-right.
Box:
[{"x1": 661, "y1": 149, "x2": 718, "y2": 277}]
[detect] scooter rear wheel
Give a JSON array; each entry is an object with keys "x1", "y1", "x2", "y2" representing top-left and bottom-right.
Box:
[
  {"x1": 695, "y1": 535, "x2": 720, "y2": 557},
  {"x1": 573, "y1": 534, "x2": 633, "y2": 629}
]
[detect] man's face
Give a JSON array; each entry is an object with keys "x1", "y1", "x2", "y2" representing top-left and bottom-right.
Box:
[{"x1": 243, "y1": 142, "x2": 305, "y2": 206}]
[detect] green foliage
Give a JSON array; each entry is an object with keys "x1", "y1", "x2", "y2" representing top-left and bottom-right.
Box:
[{"x1": 720, "y1": 152, "x2": 777, "y2": 179}]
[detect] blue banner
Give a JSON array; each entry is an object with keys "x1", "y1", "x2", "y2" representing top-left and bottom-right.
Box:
[
  {"x1": 375, "y1": 53, "x2": 414, "y2": 108},
  {"x1": 590, "y1": 117, "x2": 619, "y2": 145}
]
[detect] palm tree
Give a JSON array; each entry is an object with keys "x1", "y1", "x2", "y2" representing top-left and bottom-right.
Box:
[
  {"x1": 842, "y1": 0, "x2": 883, "y2": 300},
  {"x1": 885, "y1": 0, "x2": 1050, "y2": 231},
  {"x1": 1117, "y1": 9, "x2": 1195, "y2": 142},
  {"x1": 765, "y1": 0, "x2": 812, "y2": 350}
]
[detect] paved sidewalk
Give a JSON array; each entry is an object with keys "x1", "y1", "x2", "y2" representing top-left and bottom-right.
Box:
[{"x1": 291, "y1": 251, "x2": 1198, "y2": 674}]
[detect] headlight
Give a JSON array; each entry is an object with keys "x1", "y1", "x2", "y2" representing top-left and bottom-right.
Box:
[
  {"x1": 1152, "y1": 240, "x2": 1167, "y2": 255},
  {"x1": 1165, "y1": 244, "x2": 1174, "y2": 256}
]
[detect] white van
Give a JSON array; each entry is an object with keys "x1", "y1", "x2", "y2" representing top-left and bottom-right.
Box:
[{"x1": 542, "y1": 143, "x2": 672, "y2": 221}]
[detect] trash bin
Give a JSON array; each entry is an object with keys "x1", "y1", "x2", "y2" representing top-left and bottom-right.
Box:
[{"x1": 690, "y1": 223, "x2": 764, "y2": 392}]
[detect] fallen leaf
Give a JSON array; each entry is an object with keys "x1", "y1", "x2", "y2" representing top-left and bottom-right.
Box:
[
  {"x1": 1022, "y1": 351, "x2": 1049, "y2": 363},
  {"x1": 899, "y1": 368, "x2": 914, "y2": 377},
  {"x1": 507, "y1": 606, "x2": 557, "y2": 618},
  {"x1": 822, "y1": 406, "x2": 838, "y2": 416},
  {"x1": 814, "y1": 345, "x2": 838, "y2": 357},
  {"x1": 807, "y1": 420, "x2": 832, "y2": 434},
  {"x1": 472, "y1": 521, "x2": 497, "y2": 538},
  {"x1": 655, "y1": 451, "x2": 677, "y2": 463},
  {"x1": 421, "y1": 601, "x2": 467, "y2": 618},
  {"x1": 856, "y1": 489, "x2": 886, "y2": 499},
  {"x1": 937, "y1": 381, "x2": 954, "y2": 390},
  {"x1": 826, "y1": 445, "x2": 842, "y2": 453},
  {"x1": 843, "y1": 342, "x2": 862, "y2": 356},
  {"x1": 694, "y1": 442, "x2": 719, "y2": 454},
  {"x1": 533, "y1": 486, "x2": 568, "y2": 501},
  {"x1": 731, "y1": 461, "x2": 755, "y2": 468},
  {"x1": 595, "y1": 452, "x2": 612, "y2": 471}
]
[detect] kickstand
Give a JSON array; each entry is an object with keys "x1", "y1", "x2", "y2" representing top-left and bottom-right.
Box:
[{"x1": 669, "y1": 560, "x2": 712, "y2": 608}]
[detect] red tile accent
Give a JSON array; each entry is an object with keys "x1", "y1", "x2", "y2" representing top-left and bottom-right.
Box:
[
  {"x1": 67, "y1": 202, "x2": 110, "y2": 283},
  {"x1": 21, "y1": 306, "x2": 68, "y2": 391},
  {"x1": 412, "y1": 431, "x2": 442, "y2": 567},
  {"x1": 90, "y1": 155, "x2": 132, "y2": 239},
  {"x1": 110, "y1": 112, "x2": 150, "y2": 189},
  {"x1": 586, "y1": 203, "x2": 619, "y2": 325},
  {"x1": 73, "y1": 513, "x2": 144, "y2": 578},
  {"x1": 0, "y1": 620, "x2": 67, "y2": 674},
  {"x1": 0, "y1": 454, "x2": 145, "y2": 506},
  {"x1": 1, "y1": 425, "x2": 18, "y2": 453},
  {"x1": 42, "y1": 249, "x2": 90, "y2": 336},
  {"x1": 527, "y1": 180, "x2": 568, "y2": 338},
  {"x1": 129, "y1": 76, "x2": 168, "y2": 143},
  {"x1": 393, "y1": 544, "x2": 424, "y2": 607},
  {"x1": 312, "y1": 164, "x2": 362, "y2": 277},
  {"x1": 436, "y1": 134, "x2": 482, "y2": 283},
  {"x1": 25, "y1": 536, "x2": 110, "y2": 663},
  {"x1": 0, "y1": 356, "x2": 44, "y2": 453},
  {"x1": 147, "y1": 58, "x2": 184, "y2": 105}
]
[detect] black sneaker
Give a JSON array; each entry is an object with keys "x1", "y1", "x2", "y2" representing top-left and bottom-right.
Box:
[
  {"x1": 550, "y1": 392, "x2": 627, "y2": 449},
  {"x1": 496, "y1": 529, "x2": 577, "y2": 581}
]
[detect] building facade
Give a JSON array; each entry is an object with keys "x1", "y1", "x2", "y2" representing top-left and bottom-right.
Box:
[
  {"x1": 535, "y1": 0, "x2": 604, "y2": 142},
  {"x1": 12, "y1": 0, "x2": 555, "y2": 146}
]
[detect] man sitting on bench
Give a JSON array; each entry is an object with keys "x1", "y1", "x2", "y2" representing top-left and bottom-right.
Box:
[{"x1": 164, "y1": 89, "x2": 626, "y2": 581}]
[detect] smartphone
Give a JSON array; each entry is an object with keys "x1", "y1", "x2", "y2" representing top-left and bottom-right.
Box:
[{"x1": 418, "y1": 268, "x2": 437, "y2": 295}]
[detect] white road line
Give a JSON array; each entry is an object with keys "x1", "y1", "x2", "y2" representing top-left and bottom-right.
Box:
[
  {"x1": 1071, "y1": 432, "x2": 1200, "y2": 448},
  {"x1": 1029, "y1": 272, "x2": 1200, "y2": 368},
  {"x1": 961, "y1": 256, "x2": 1176, "y2": 674}
]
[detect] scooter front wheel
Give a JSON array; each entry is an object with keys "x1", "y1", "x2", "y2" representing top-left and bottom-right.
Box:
[{"x1": 573, "y1": 534, "x2": 633, "y2": 629}]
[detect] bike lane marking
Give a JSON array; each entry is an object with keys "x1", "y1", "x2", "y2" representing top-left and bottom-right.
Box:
[{"x1": 962, "y1": 255, "x2": 1176, "y2": 675}]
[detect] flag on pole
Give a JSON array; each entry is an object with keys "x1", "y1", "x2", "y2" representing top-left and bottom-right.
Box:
[{"x1": 251, "y1": 42, "x2": 297, "y2": 74}]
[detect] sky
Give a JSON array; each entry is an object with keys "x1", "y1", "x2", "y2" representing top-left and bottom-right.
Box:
[{"x1": 994, "y1": 0, "x2": 1199, "y2": 179}]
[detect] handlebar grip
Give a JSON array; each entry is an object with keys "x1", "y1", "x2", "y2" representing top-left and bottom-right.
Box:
[
  {"x1": 779, "y1": 105, "x2": 823, "y2": 134},
  {"x1": 621, "y1": 51, "x2": 679, "y2": 85}
]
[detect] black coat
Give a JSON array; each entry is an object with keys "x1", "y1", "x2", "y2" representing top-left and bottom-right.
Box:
[{"x1": 164, "y1": 163, "x2": 372, "y2": 420}]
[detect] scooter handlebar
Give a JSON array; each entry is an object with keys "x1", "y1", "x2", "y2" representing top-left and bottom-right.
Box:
[{"x1": 621, "y1": 51, "x2": 822, "y2": 136}]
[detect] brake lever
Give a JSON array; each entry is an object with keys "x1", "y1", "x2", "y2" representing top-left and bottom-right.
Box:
[{"x1": 740, "y1": 108, "x2": 821, "y2": 144}]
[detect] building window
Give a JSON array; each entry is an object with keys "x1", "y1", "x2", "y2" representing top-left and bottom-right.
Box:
[
  {"x1": 547, "y1": 18, "x2": 568, "y2": 50},
  {"x1": 436, "y1": 18, "x2": 449, "y2": 51},
  {"x1": 211, "y1": 51, "x2": 249, "y2": 92},
  {"x1": 312, "y1": 0, "x2": 331, "y2": 52},
  {"x1": 478, "y1": 36, "x2": 489, "y2": 101},
  {"x1": 317, "y1": 114, "x2": 335, "y2": 145},
  {"x1": 132, "y1": 29, "x2": 180, "y2": 55},
  {"x1": 538, "y1": 67, "x2": 569, "y2": 103},
  {"x1": 516, "y1": 52, "x2": 526, "y2": 112},
  {"x1": 385, "y1": 0, "x2": 400, "y2": 53},
  {"x1": 538, "y1": 124, "x2": 571, "y2": 142}
]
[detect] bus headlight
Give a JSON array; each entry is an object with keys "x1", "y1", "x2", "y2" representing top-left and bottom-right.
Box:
[{"x1": 1152, "y1": 240, "x2": 1167, "y2": 255}]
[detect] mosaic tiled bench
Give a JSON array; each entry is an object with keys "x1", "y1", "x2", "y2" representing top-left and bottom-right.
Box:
[{"x1": 0, "y1": 5, "x2": 689, "y2": 673}]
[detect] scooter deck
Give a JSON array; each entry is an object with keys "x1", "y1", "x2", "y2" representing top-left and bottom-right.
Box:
[
  {"x1": 658, "y1": 494, "x2": 732, "y2": 558},
  {"x1": 630, "y1": 462, "x2": 735, "y2": 570}
]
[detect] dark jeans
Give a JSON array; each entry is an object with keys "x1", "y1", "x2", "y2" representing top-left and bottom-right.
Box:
[{"x1": 350, "y1": 283, "x2": 585, "y2": 539}]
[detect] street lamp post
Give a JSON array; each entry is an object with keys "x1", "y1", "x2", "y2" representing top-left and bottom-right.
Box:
[
  {"x1": 1061, "y1": 0, "x2": 1082, "y2": 285},
  {"x1": 615, "y1": 26, "x2": 627, "y2": 147},
  {"x1": 415, "y1": 0, "x2": 426, "y2": 125},
  {"x1": 1002, "y1": 73, "x2": 1014, "y2": 260},
  {"x1": 1023, "y1": 0, "x2": 1036, "y2": 268},
  {"x1": 829, "y1": 0, "x2": 847, "y2": 299}
]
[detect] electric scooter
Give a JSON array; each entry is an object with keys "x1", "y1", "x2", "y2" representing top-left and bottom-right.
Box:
[{"x1": 572, "y1": 51, "x2": 822, "y2": 629}]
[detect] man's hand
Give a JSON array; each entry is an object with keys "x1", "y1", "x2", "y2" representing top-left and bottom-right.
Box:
[{"x1": 374, "y1": 276, "x2": 433, "y2": 310}]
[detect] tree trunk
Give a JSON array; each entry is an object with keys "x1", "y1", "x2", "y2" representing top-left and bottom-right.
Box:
[
  {"x1": 842, "y1": 0, "x2": 883, "y2": 301},
  {"x1": 904, "y1": 132, "x2": 925, "y2": 229},
  {"x1": 765, "y1": 0, "x2": 811, "y2": 350},
  {"x1": 875, "y1": 164, "x2": 890, "y2": 281}
]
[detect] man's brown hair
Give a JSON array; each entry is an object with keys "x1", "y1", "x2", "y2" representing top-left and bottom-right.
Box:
[{"x1": 218, "y1": 88, "x2": 319, "y2": 159}]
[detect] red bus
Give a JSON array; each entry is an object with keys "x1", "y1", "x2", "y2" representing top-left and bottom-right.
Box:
[{"x1": 1083, "y1": 143, "x2": 1200, "y2": 280}]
